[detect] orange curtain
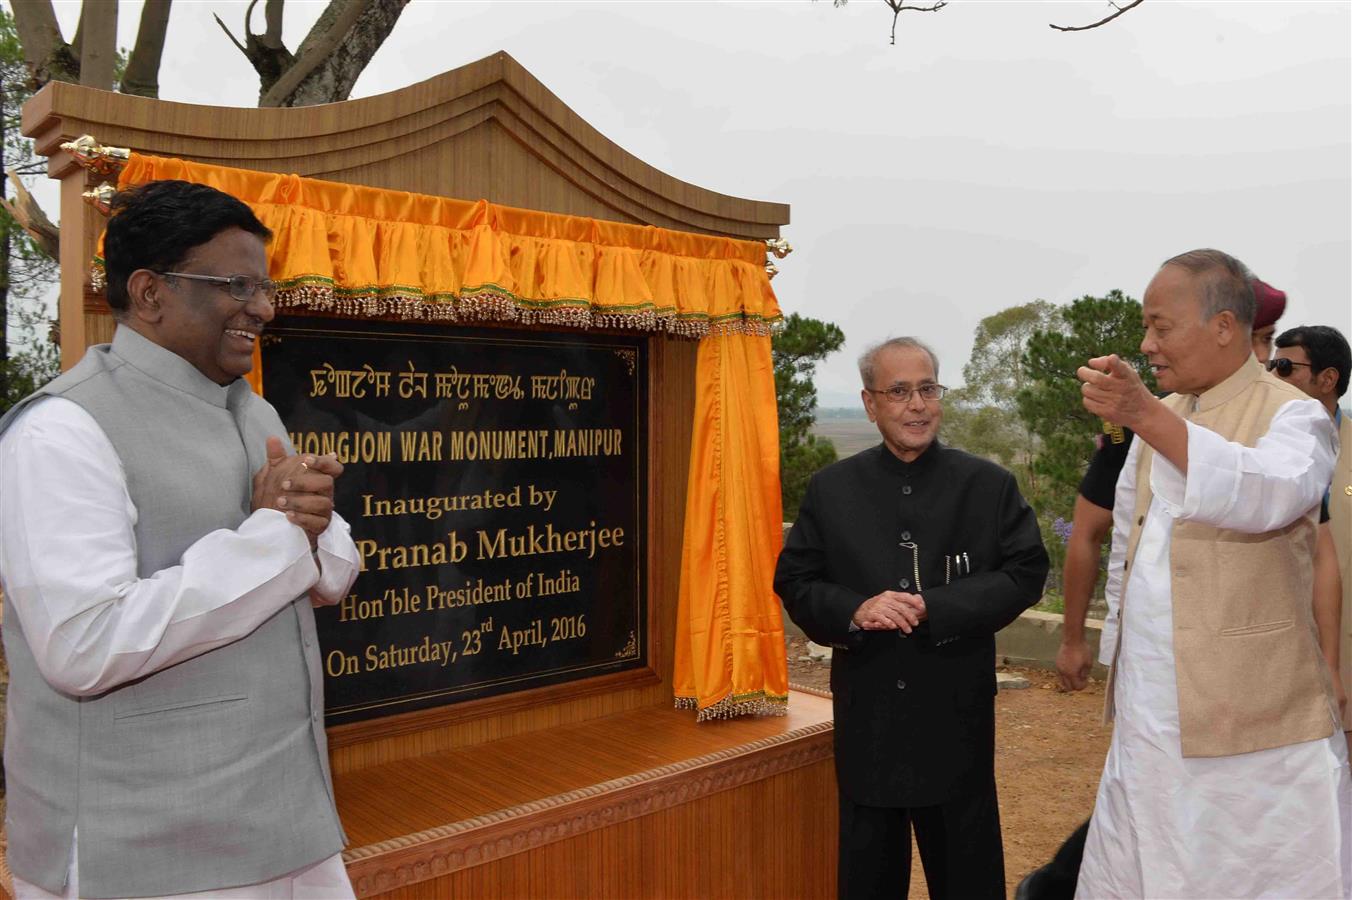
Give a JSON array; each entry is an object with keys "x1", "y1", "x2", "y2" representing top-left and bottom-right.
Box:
[
  {"x1": 103, "y1": 155, "x2": 789, "y2": 719},
  {"x1": 111, "y1": 155, "x2": 781, "y2": 338},
  {"x1": 673, "y1": 333, "x2": 789, "y2": 718}
]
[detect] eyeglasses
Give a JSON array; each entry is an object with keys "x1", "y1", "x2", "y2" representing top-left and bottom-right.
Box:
[
  {"x1": 1266, "y1": 358, "x2": 1314, "y2": 378},
  {"x1": 866, "y1": 383, "x2": 948, "y2": 404},
  {"x1": 156, "y1": 271, "x2": 277, "y2": 303}
]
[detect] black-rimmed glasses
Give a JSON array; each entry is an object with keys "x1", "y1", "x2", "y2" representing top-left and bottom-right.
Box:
[
  {"x1": 1266, "y1": 358, "x2": 1314, "y2": 378},
  {"x1": 156, "y1": 271, "x2": 277, "y2": 303},
  {"x1": 866, "y1": 383, "x2": 948, "y2": 404}
]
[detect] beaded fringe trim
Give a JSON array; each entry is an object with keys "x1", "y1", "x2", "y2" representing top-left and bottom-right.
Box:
[
  {"x1": 272, "y1": 285, "x2": 778, "y2": 338},
  {"x1": 675, "y1": 691, "x2": 790, "y2": 722},
  {"x1": 87, "y1": 264, "x2": 778, "y2": 338}
]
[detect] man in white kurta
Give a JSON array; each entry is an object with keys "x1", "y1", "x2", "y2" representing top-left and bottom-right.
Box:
[
  {"x1": 1074, "y1": 249, "x2": 1351, "y2": 899},
  {"x1": 0, "y1": 181, "x2": 361, "y2": 898}
]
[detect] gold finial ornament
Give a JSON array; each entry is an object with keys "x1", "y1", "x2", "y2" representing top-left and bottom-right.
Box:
[
  {"x1": 765, "y1": 261, "x2": 779, "y2": 280},
  {"x1": 765, "y1": 238, "x2": 793, "y2": 259},
  {"x1": 82, "y1": 183, "x2": 117, "y2": 215},
  {"x1": 60, "y1": 135, "x2": 131, "y2": 179}
]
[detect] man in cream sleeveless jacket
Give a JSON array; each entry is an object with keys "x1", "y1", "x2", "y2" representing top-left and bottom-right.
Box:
[
  {"x1": 0, "y1": 181, "x2": 360, "y2": 898},
  {"x1": 1072, "y1": 249, "x2": 1350, "y2": 899}
]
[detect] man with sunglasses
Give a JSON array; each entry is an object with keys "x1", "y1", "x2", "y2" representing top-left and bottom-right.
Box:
[
  {"x1": 1271, "y1": 325, "x2": 1352, "y2": 753},
  {"x1": 775, "y1": 337, "x2": 1048, "y2": 899},
  {"x1": 0, "y1": 180, "x2": 360, "y2": 898},
  {"x1": 1074, "y1": 250, "x2": 1348, "y2": 898}
]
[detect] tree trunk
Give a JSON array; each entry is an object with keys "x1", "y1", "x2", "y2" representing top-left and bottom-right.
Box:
[
  {"x1": 9, "y1": 0, "x2": 79, "y2": 87},
  {"x1": 264, "y1": 0, "x2": 410, "y2": 107},
  {"x1": 76, "y1": 0, "x2": 117, "y2": 90},
  {"x1": 120, "y1": 0, "x2": 174, "y2": 99}
]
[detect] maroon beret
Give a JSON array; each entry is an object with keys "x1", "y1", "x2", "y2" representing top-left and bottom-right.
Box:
[{"x1": 1253, "y1": 279, "x2": 1287, "y2": 329}]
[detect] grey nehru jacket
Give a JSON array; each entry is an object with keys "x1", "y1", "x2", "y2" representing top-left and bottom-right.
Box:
[{"x1": 0, "y1": 327, "x2": 344, "y2": 898}]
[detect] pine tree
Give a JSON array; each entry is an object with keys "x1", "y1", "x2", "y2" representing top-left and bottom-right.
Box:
[{"x1": 773, "y1": 313, "x2": 845, "y2": 519}]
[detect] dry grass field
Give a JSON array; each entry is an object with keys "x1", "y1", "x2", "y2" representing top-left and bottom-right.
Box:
[{"x1": 810, "y1": 416, "x2": 879, "y2": 459}]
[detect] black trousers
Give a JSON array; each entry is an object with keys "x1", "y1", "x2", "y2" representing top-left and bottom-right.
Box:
[
  {"x1": 838, "y1": 784, "x2": 1005, "y2": 900},
  {"x1": 1016, "y1": 819, "x2": 1090, "y2": 900}
]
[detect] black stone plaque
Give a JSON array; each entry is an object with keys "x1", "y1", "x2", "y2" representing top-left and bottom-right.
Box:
[{"x1": 261, "y1": 317, "x2": 647, "y2": 726}]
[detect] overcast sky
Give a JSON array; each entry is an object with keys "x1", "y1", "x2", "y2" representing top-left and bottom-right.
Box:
[{"x1": 29, "y1": 0, "x2": 1352, "y2": 406}]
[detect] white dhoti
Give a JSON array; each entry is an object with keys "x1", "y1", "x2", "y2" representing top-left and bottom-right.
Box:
[{"x1": 1078, "y1": 400, "x2": 1352, "y2": 899}]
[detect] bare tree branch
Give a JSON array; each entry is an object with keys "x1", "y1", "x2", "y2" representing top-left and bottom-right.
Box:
[
  {"x1": 260, "y1": 0, "x2": 368, "y2": 106},
  {"x1": 263, "y1": 0, "x2": 409, "y2": 108},
  {"x1": 884, "y1": 1, "x2": 946, "y2": 47},
  {"x1": 9, "y1": 0, "x2": 79, "y2": 88},
  {"x1": 263, "y1": 0, "x2": 287, "y2": 49},
  {"x1": 213, "y1": 13, "x2": 250, "y2": 56},
  {"x1": 1050, "y1": 0, "x2": 1144, "y2": 32},
  {"x1": 219, "y1": 0, "x2": 297, "y2": 98},
  {"x1": 77, "y1": 0, "x2": 118, "y2": 90},
  {"x1": 0, "y1": 173, "x2": 60, "y2": 261},
  {"x1": 121, "y1": 0, "x2": 174, "y2": 98}
]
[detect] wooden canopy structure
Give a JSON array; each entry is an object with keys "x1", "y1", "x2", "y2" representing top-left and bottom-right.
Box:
[
  {"x1": 23, "y1": 50, "x2": 790, "y2": 369},
  {"x1": 21, "y1": 52, "x2": 834, "y2": 898}
]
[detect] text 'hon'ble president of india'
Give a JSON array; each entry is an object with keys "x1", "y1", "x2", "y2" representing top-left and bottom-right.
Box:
[
  {"x1": 0, "y1": 180, "x2": 361, "y2": 899},
  {"x1": 775, "y1": 336, "x2": 1049, "y2": 900},
  {"x1": 1074, "y1": 249, "x2": 1350, "y2": 899}
]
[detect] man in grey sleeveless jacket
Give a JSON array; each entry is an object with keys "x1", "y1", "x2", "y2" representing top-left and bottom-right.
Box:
[{"x1": 0, "y1": 180, "x2": 360, "y2": 898}]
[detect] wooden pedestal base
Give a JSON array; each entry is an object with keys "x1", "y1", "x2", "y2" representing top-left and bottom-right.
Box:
[{"x1": 338, "y1": 690, "x2": 836, "y2": 898}]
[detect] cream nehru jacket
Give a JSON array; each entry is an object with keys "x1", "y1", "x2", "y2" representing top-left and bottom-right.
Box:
[
  {"x1": 1331, "y1": 409, "x2": 1351, "y2": 731},
  {"x1": 1104, "y1": 358, "x2": 1340, "y2": 758}
]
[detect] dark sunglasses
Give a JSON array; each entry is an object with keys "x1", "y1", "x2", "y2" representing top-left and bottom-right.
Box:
[{"x1": 1266, "y1": 358, "x2": 1314, "y2": 378}]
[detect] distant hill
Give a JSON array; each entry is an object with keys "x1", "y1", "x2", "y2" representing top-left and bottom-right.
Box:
[
  {"x1": 815, "y1": 406, "x2": 869, "y2": 420},
  {"x1": 810, "y1": 416, "x2": 878, "y2": 459}
]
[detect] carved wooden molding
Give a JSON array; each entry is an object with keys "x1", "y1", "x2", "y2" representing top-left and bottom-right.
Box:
[
  {"x1": 327, "y1": 666, "x2": 661, "y2": 749},
  {"x1": 22, "y1": 52, "x2": 788, "y2": 240},
  {"x1": 787, "y1": 681, "x2": 833, "y2": 700},
  {"x1": 343, "y1": 719, "x2": 833, "y2": 896}
]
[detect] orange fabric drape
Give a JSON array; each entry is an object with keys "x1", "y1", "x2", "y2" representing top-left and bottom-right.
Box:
[
  {"x1": 111, "y1": 155, "x2": 782, "y2": 339},
  {"x1": 673, "y1": 334, "x2": 789, "y2": 718},
  {"x1": 99, "y1": 154, "x2": 789, "y2": 719}
]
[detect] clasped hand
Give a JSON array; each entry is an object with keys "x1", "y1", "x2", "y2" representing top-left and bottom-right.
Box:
[
  {"x1": 251, "y1": 435, "x2": 343, "y2": 547},
  {"x1": 853, "y1": 591, "x2": 927, "y2": 633}
]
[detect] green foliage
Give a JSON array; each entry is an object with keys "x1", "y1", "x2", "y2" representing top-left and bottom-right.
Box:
[
  {"x1": 946, "y1": 294, "x2": 1148, "y2": 596},
  {"x1": 773, "y1": 313, "x2": 846, "y2": 520},
  {"x1": 1017, "y1": 290, "x2": 1154, "y2": 499},
  {"x1": 949, "y1": 300, "x2": 1058, "y2": 498},
  {"x1": 941, "y1": 388, "x2": 1023, "y2": 469},
  {"x1": 1014, "y1": 290, "x2": 1153, "y2": 594},
  {"x1": 961, "y1": 300, "x2": 1058, "y2": 410},
  {"x1": 0, "y1": 9, "x2": 60, "y2": 413},
  {"x1": 1034, "y1": 590, "x2": 1065, "y2": 615}
]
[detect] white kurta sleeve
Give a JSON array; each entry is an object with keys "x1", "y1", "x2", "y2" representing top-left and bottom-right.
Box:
[
  {"x1": 1098, "y1": 437, "x2": 1142, "y2": 666},
  {"x1": 312, "y1": 513, "x2": 359, "y2": 604},
  {"x1": 0, "y1": 398, "x2": 335, "y2": 697},
  {"x1": 1150, "y1": 397, "x2": 1336, "y2": 534}
]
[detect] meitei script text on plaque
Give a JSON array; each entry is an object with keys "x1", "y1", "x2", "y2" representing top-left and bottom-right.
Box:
[{"x1": 262, "y1": 318, "x2": 647, "y2": 726}]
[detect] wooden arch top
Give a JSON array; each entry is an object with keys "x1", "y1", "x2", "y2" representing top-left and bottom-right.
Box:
[{"x1": 22, "y1": 51, "x2": 789, "y2": 241}]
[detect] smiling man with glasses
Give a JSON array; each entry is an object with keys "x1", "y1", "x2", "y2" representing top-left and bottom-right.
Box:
[
  {"x1": 0, "y1": 180, "x2": 361, "y2": 899},
  {"x1": 775, "y1": 336, "x2": 1048, "y2": 899}
]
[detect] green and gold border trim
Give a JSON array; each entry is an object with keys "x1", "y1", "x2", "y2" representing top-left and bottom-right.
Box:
[{"x1": 90, "y1": 261, "x2": 781, "y2": 339}]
